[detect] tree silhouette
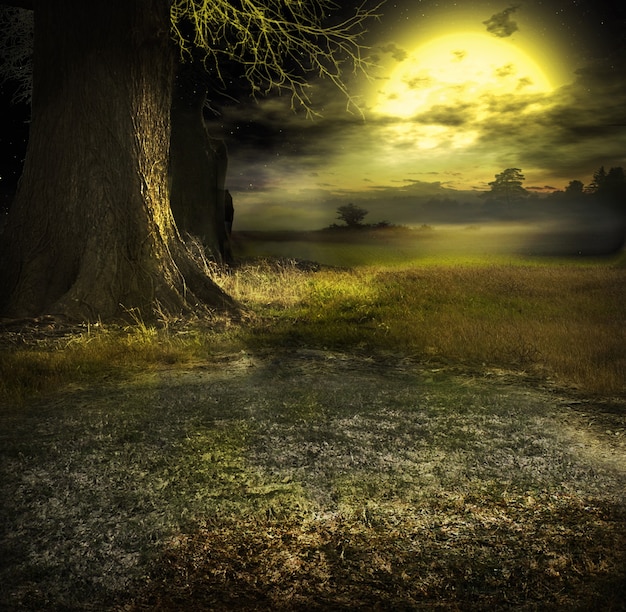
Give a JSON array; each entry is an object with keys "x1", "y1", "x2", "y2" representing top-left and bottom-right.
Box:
[
  {"x1": 564, "y1": 180, "x2": 585, "y2": 196},
  {"x1": 0, "y1": 0, "x2": 378, "y2": 320},
  {"x1": 336, "y1": 203, "x2": 368, "y2": 227},
  {"x1": 482, "y1": 168, "x2": 529, "y2": 206},
  {"x1": 590, "y1": 166, "x2": 626, "y2": 230},
  {"x1": 591, "y1": 166, "x2": 626, "y2": 200},
  {"x1": 586, "y1": 166, "x2": 608, "y2": 194}
]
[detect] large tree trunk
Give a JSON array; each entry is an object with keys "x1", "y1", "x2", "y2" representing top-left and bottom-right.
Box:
[
  {"x1": 0, "y1": 0, "x2": 234, "y2": 320},
  {"x1": 170, "y1": 69, "x2": 229, "y2": 261}
]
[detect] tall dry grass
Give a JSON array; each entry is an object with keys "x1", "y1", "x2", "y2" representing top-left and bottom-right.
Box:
[
  {"x1": 216, "y1": 259, "x2": 625, "y2": 395},
  {"x1": 1, "y1": 257, "x2": 624, "y2": 402},
  {"x1": 370, "y1": 264, "x2": 625, "y2": 393}
]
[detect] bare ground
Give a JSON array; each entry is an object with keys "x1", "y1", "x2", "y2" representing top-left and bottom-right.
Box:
[{"x1": 1, "y1": 349, "x2": 625, "y2": 610}]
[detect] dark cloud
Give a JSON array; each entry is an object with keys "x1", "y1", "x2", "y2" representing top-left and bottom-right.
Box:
[
  {"x1": 483, "y1": 5, "x2": 521, "y2": 38},
  {"x1": 515, "y1": 76, "x2": 534, "y2": 90},
  {"x1": 403, "y1": 75, "x2": 434, "y2": 90},
  {"x1": 494, "y1": 64, "x2": 516, "y2": 78},
  {"x1": 377, "y1": 43, "x2": 408, "y2": 62},
  {"x1": 414, "y1": 104, "x2": 474, "y2": 127},
  {"x1": 536, "y1": 60, "x2": 626, "y2": 172},
  {"x1": 469, "y1": 55, "x2": 626, "y2": 181}
]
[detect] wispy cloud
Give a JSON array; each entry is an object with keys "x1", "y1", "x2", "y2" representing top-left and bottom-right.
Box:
[{"x1": 377, "y1": 42, "x2": 408, "y2": 62}]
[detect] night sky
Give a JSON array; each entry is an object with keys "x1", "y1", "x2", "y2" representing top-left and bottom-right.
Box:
[
  {"x1": 1, "y1": 1, "x2": 625, "y2": 230},
  {"x1": 210, "y1": 0, "x2": 626, "y2": 229}
]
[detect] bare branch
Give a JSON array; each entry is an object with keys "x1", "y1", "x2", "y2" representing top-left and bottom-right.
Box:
[
  {"x1": 0, "y1": 1, "x2": 383, "y2": 115},
  {"x1": 170, "y1": 0, "x2": 384, "y2": 116}
]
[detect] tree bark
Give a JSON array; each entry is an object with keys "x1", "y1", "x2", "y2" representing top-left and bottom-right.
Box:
[
  {"x1": 0, "y1": 0, "x2": 234, "y2": 320},
  {"x1": 170, "y1": 69, "x2": 229, "y2": 261}
]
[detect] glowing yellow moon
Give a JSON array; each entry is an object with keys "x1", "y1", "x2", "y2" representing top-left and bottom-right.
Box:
[{"x1": 374, "y1": 32, "x2": 553, "y2": 119}]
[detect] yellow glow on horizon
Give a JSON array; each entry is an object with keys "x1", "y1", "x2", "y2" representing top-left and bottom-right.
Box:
[{"x1": 374, "y1": 32, "x2": 553, "y2": 120}]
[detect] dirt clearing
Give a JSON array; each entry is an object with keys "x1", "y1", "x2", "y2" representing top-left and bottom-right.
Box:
[{"x1": 1, "y1": 349, "x2": 625, "y2": 610}]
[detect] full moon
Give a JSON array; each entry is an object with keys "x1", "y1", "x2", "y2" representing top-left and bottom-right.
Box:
[{"x1": 373, "y1": 32, "x2": 553, "y2": 120}]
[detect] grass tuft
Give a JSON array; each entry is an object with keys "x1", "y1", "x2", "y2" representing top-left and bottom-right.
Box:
[{"x1": 0, "y1": 321, "x2": 225, "y2": 404}]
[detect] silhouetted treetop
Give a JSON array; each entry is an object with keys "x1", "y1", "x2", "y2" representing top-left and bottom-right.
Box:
[
  {"x1": 482, "y1": 168, "x2": 529, "y2": 205},
  {"x1": 336, "y1": 203, "x2": 368, "y2": 227}
]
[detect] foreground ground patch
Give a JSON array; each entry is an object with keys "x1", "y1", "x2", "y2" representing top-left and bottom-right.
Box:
[{"x1": 1, "y1": 350, "x2": 625, "y2": 610}]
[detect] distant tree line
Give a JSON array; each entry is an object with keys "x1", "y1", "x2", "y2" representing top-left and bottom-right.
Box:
[
  {"x1": 327, "y1": 165, "x2": 625, "y2": 233},
  {"x1": 551, "y1": 166, "x2": 626, "y2": 208},
  {"x1": 482, "y1": 166, "x2": 626, "y2": 213}
]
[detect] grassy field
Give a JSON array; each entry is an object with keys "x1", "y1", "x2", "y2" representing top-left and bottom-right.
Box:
[
  {"x1": 2, "y1": 242, "x2": 624, "y2": 402},
  {"x1": 222, "y1": 256, "x2": 625, "y2": 395},
  {"x1": 1, "y1": 241, "x2": 625, "y2": 610}
]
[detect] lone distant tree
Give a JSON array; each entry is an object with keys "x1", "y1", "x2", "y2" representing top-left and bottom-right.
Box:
[
  {"x1": 0, "y1": 0, "x2": 377, "y2": 320},
  {"x1": 482, "y1": 168, "x2": 529, "y2": 206},
  {"x1": 336, "y1": 203, "x2": 368, "y2": 227}
]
